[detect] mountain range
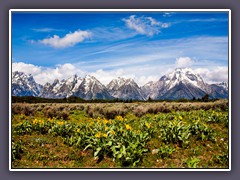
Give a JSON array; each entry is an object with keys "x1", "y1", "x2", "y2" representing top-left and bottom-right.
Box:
[{"x1": 11, "y1": 67, "x2": 228, "y2": 100}]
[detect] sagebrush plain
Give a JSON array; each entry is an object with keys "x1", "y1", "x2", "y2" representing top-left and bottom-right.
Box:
[{"x1": 11, "y1": 100, "x2": 229, "y2": 168}]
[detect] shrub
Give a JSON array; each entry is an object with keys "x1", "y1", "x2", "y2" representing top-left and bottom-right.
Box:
[
  {"x1": 12, "y1": 104, "x2": 36, "y2": 116},
  {"x1": 57, "y1": 110, "x2": 70, "y2": 120},
  {"x1": 44, "y1": 107, "x2": 57, "y2": 119},
  {"x1": 12, "y1": 141, "x2": 24, "y2": 161},
  {"x1": 102, "y1": 108, "x2": 118, "y2": 119},
  {"x1": 133, "y1": 107, "x2": 147, "y2": 117}
]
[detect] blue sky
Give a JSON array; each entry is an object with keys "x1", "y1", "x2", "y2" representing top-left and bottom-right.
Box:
[{"x1": 12, "y1": 11, "x2": 229, "y2": 85}]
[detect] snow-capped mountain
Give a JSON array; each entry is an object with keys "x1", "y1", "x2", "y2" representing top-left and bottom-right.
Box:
[
  {"x1": 206, "y1": 84, "x2": 228, "y2": 99},
  {"x1": 12, "y1": 71, "x2": 42, "y2": 96},
  {"x1": 40, "y1": 74, "x2": 113, "y2": 100},
  {"x1": 217, "y1": 82, "x2": 228, "y2": 90},
  {"x1": 107, "y1": 77, "x2": 145, "y2": 100},
  {"x1": 40, "y1": 74, "x2": 83, "y2": 98},
  {"x1": 73, "y1": 75, "x2": 113, "y2": 100},
  {"x1": 12, "y1": 69, "x2": 228, "y2": 100},
  {"x1": 141, "y1": 68, "x2": 228, "y2": 100}
]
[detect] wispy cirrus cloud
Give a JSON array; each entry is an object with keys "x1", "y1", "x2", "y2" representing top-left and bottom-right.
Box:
[
  {"x1": 122, "y1": 15, "x2": 170, "y2": 36},
  {"x1": 91, "y1": 27, "x2": 137, "y2": 41},
  {"x1": 187, "y1": 18, "x2": 228, "y2": 23},
  {"x1": 39, "y1": 29, "x2": 92, "y2": 48},
  {"x1": 32, "y1": 28, "x2": 64, "y2": 32}
]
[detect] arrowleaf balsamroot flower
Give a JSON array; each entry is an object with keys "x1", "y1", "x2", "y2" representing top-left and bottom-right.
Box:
[
  {"x1": 95, "y1": 132, "x2": 101, "y2": 138},
  {"x1": 116, "y1": 115, "x2": 123, "y2": 121},
  {"x1": 125, "y1": 124, "x2": 132, "y2": 130},
  {"x1": 145, "y1": 122, "x2": 151, "y2": 129}
]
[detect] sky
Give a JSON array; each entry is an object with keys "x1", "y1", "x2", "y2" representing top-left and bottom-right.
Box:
[{"x1": 11, "y1": 11, "x2": 229, "y2": 86}]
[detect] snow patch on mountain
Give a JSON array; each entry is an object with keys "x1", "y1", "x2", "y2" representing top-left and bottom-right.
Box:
[
  {"x1": 107, "y1": 77, "x2": 145, "y2": 100},
  {"x1": 12, "y1": 71, "x2": 42, "y2": 96}
]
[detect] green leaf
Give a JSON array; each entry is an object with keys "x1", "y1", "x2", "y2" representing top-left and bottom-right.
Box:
[
  {"x1": 117, "y1": 153, "x2": 122, "y2": 159},
  {"x1": 122, "y1": 145, "x2": 126, "y2": 155},
  {"x1": 94, "y1": 147, "x2": 102, "y2": 157},
  {"x1": 106, "y1": 141, "x2": 112, "y2": 146},
  {"x1": 83, "y1": 144, "x2": 92, "y2": 151}
]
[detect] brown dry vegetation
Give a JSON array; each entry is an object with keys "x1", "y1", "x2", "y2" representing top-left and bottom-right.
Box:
[{"x1": 12, "y1": 100, "x2": 228, "y2": 119}]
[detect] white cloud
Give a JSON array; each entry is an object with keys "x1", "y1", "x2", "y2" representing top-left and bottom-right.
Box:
[
  {"x1": 12, "y1": 62, "x2": 162, "y2": 86},
  {"x1": 161, "y1": 23, "x2": 170, "y2": 28},
  {"x1": 39, "y1": 29, "x2": 92, "y2": 48},
  {"x1": 163, "y1": 12, "x2": 174, "y2": 17},
  {"x1": 175, "y1": 57, "x2": 195, "y2": 68},
  {"x1": 12, "y1": 62, "x2": 86, "y2": 85},
  {"x1": 195, "y1": 66, "x2": 228, "y2": 83},
  {"x1": 122, "y1": 15, "x2": 170, "y2": 36},
  {"x1": 90, "y1": 69, "x2": 132, "y2": 85},
  {"x1": 12, "y1": 62, "x2": 42, "y2": 75},
  {"x1": 12, "y1": 61, "x2": 228, "y2": 87},
  {"x1": 90, "y1": 65, "x2": 169, "y2": 86},
  {"x1": 147, "y1": 17, "x2": 161, "y2": 26}
]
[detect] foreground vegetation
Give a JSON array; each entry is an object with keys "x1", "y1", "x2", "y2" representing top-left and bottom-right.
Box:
[{"x1": 11, "y1": 100, "x2": 229, "y2": 168}]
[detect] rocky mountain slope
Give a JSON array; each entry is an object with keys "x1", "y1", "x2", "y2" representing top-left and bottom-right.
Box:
[
  {"x1": 12, "y1": 68, "x2": 228, "y2": 100},
  {"x1": 107, "y1": 77, "x2": 145, "y2": 100},
  {"x1": 12, "y1": 71, "x2": 42, "y2": 97}
]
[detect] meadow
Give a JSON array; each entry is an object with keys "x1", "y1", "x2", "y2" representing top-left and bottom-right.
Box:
[{"x1": 11, "y1": 100, "x2": 229, "y2": 168}]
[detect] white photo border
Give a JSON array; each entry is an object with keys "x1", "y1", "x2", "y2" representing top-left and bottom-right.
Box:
[{"x1": 9, "y1": 9, "x2": 231, "y2": 171}]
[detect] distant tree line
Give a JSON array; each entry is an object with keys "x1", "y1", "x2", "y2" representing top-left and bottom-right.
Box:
[{"x1": 12, "y1": 94, "x2": 222, "y2": 103}]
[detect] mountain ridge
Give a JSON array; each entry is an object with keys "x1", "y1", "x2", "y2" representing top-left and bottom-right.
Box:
[{"x1": 11, "y1": 68, "x2": 228, "y2": 100}]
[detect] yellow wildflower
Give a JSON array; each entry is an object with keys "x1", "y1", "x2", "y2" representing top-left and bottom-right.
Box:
[
  {"x1": 145, "y1": 122, "x2": 151, "y2": 129},
  {"x1": 76, "y1": 129, "x2": 80, "y2": 133},
  {"x1": 125, "y1": 124, "x2": 132, "y2": 130},
  {"x1": 95, "y1": 132, "x2": 101, "y2": 138},
  {"x1": 17, "y1": 122, "x2": 23, "y2": 126},
  {"x1": 102, "y1": 133, "x2": 107, "y2": 138},
  {"x1": 104, "y1": 118, "x2": 109, "y2": 124},
  {"x1": 105, "y1": 127, "x2": 109, "y2": 131},
  {"x1": 179, "y1": 116, "x2": 183, "y2": 120},
  {"x1": 57, "y1": 121, "x2": 64, "y2": 126},
  {"x1": 116, "y1": 115, "x2": 123, "y2": 121},
  {"x1": 33, "y1": 119, "x2": 38, "y2": 125},
  {"x1": 48, "y1": 118, "x2": 53, "y2": 123}
]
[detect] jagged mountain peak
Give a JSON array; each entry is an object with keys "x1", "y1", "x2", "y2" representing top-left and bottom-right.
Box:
[
  {"x1": 217, "y1": 81, "x2": 228, "y2": 89},
  {"x1": 12, "y1": 71, "x2": 34, "y2": 82},
  {"x1": 142, "y1": 67, "x2": 228, "y2": 100},
  {"x1": 12, "y1": 68, "x2": 228, "y2": 100},
  {"x1": 107, "y1": 77, "x2": 144, "y2": 100},
  {"x1": 73, "y1": 75, "x2": 113, "y2": 100},
  {"x1": 164, "y1": 67, "x2": 205, "y2": 91},
  {"x1": 168, "y1": 67, "x2": 202, "y2": 80},
  {"x1": 12, "y1": 71, "x2": 42, "y2": 97},
  {"x1": 110, "y1": 77, "x2": 136, "y2": 86},
  {"x1": 53, "y1": 79, "x2": 60, "y2": 84},
  {"x1": 85, "y1": 74, "x2": 98, "y2": 81}
]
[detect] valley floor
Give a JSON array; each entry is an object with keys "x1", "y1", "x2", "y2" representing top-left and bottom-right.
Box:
[{"x1": 11, "y1": 100, "x2": 229, "y2": 169}]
